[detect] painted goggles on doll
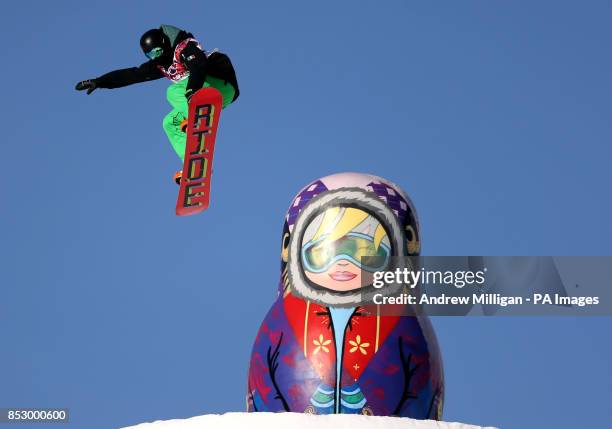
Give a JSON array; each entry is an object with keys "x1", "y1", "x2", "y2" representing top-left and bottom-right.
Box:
[{"x1": 301, "y1": 232, "x2": 391, "y2": 273}]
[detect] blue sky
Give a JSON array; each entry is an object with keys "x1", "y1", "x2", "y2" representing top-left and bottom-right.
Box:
[{"x1": 1, "y1": 1, "x2": 611, "y2": 428}]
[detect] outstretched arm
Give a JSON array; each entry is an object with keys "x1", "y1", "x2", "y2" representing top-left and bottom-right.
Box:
[
  {"x1": 75, "y1": 61, "x2": 164, "y2": 94},
  {"x1": 181, "y1": 42, "x2": 209, "y2": 100}
]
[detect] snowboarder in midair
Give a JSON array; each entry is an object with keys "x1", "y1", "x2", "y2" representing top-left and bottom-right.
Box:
[{"x1": 75, "y1": 24, "x2": 239, "y2": 184}]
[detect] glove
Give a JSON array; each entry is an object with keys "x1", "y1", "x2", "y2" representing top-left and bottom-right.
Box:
[
  {"x1": 185, "y1": 88, "x2": 195, "y2": 103},
  {"x1": 75, "y1": 79, "x2": 98, "y2": 95}
]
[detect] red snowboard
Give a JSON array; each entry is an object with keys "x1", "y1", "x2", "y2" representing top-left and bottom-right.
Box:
[{"x1": 175, "y1": 87, "x2": 223, "y2": 216}]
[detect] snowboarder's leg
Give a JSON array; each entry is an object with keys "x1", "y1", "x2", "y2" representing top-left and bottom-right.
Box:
[
  {"x1": 162, "y1": 80, "x2": 190, "y2": 161},
  {"x1": 162, "y1": 77, "x2": 236, "y2": 165},
  {"x1": 202, "y1": 76, "x2": 236, "y2": 109}
]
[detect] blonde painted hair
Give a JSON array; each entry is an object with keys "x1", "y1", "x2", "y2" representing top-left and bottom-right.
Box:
[{"x1": 305, "y1": 207, "x2": 388, "y2": 250}]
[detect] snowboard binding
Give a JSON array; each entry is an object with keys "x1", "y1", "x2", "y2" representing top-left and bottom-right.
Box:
[{"x1": 173, "y1": 170, "x2": 183, "y2": 185}]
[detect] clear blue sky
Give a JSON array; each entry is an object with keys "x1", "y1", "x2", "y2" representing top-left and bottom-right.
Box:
[{"x1": 1, "y1": 1, "x2": 611, "y2": 428}]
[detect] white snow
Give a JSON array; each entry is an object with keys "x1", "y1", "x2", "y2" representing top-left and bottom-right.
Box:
[{"x1": 120, "y1": 412, "x2": 497, "y2": 429}]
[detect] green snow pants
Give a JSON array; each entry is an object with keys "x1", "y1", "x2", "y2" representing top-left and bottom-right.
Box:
[{"x1": 162, "y1": 76, "x2": 236, "y2": 161}]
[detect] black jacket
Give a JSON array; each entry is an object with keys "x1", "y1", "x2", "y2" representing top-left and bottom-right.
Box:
[{"x1": 95, "y1": 29, "x2": 239, "y2": 101}]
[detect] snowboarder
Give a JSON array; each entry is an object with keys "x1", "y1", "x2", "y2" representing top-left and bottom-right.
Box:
[{"x1": 75, "y1": 24, "x2": 239, "y2": 184}]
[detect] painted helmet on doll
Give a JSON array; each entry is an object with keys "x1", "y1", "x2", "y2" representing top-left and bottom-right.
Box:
[{"x1": 279, "y1": 172, "x2": 422, "y2": 306}]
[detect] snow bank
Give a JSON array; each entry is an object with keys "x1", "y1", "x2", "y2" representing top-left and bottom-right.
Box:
[{"x1": 121, "y1": 412, "x2": 496, "y2": 429}]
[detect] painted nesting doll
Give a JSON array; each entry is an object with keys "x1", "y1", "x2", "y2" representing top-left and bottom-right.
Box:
[{"x1": 247, "y1": 172, "x2": 444, "y2": 419}]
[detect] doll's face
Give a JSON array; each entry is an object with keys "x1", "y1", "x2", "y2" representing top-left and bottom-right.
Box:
[{"x1": 300, "y1": 207, "x2": 391, "y2": 292}]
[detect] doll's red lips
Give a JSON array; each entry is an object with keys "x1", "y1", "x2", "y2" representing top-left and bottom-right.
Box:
[{"x1": 329, "y1": 271, "x2": 357, "y2": 281}]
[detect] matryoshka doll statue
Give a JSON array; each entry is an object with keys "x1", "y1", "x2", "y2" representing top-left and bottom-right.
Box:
[{"x1": 247, "y1": 172, "x2": 444, "y2": 419}]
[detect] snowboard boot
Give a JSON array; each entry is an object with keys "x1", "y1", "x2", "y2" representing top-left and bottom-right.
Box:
[{"x1": 174, "y1": 170, "x2": 183, "y2": 185}]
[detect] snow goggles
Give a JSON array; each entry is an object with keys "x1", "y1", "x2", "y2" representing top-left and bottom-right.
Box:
[
  {"x1": 301, "y1": 232, "x2": 391, "y2": 273},
  {"x1": 146, "y1": 47, "x2": 163, "y2": 60}
]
